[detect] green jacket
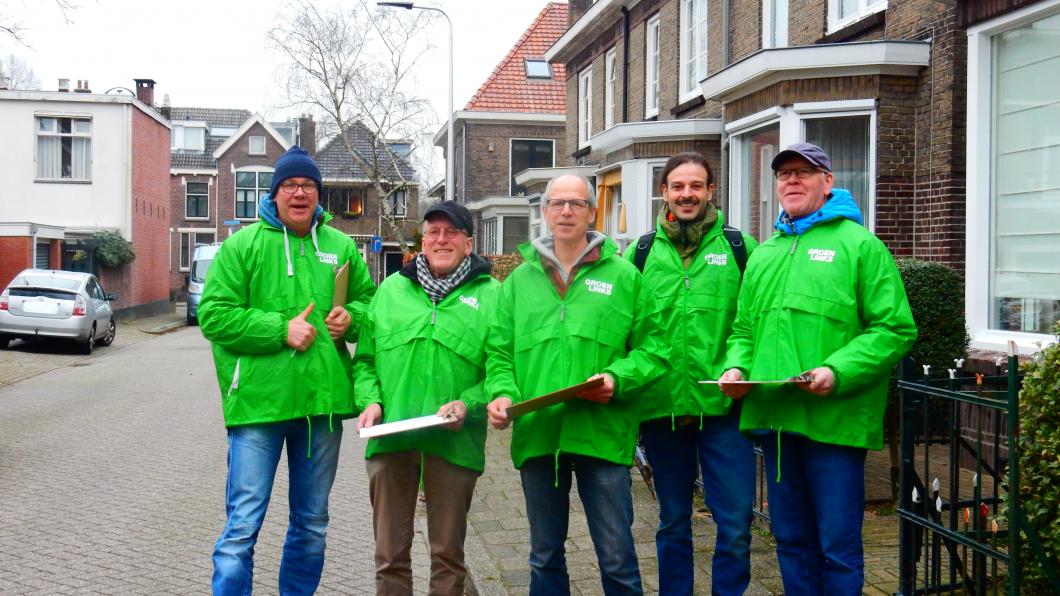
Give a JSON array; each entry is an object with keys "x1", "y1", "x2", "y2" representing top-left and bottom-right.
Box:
[
  {"x1": 485, "y1": 235, "x2": 670, "y2": 469},
  {"x1": 723, "y1": 203, "x2": 916, "y2": 450},
  {"x1": 626, "y1": 212, "x2": 757, "y2": 421},
  {"x1": 353, "y1": 256, "x2": 499, "y2": 473},
  {"x1": 199, "y1": 214, "x2": 375, "y2": 427}
]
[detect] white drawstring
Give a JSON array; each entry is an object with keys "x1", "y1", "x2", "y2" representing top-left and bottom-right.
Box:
[
  {"x1": 282, "y1": 225, "x2": 294, "y2": 277},
  {"x1": 310, "y1": 220, "x2": 321, "y2": 255}
]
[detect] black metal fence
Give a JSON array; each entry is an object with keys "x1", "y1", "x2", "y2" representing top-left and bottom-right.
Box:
[{"x1": 897, "y1": 354, "x2": 1058, "y2": 595}]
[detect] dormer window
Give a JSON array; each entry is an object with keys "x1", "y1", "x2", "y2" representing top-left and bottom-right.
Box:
[
  {"x1": 525, "y1": 59, "x2": 552, "y2": 79},
  {"x1": 171, "y1": 123, "x2": 206, "y2": 152}
]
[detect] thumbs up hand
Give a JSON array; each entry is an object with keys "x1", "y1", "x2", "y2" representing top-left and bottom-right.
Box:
[{"x1": 286, "y1": 303, "x2": 317, "y2": 351}]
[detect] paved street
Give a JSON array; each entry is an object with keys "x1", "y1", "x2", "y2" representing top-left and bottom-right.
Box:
[{"x1": 1, "y1": 312, "x2": 905, "y2": 594}]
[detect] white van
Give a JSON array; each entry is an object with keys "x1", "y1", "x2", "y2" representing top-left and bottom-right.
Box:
[{"x1": 186, "y1": 243, "x2": 221, "y2": 326}]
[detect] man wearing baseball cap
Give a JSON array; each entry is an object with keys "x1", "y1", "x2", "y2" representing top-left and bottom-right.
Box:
[
  {"x1": 202, "y1": 145, "x2": 376, "y2": 594},
  {"x1": 354, "y1": 200, "x2": 499, "y2": 594},
  {"x1": 719, "y1": 142, "x2": 916, "y2": 594}
]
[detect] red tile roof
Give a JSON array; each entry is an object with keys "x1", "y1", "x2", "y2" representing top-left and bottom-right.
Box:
[{"x1": 464, "y1": 2, "x2": 567, "y2": 114}]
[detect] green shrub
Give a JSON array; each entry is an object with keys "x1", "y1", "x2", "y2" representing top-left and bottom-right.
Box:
[
  {"x1": 1009, "y1": 323, "x2": 1060, "y2": 591},
  {"x1": 894, "y1": 258, "x2": 970, "y2": 378},
  {"x1": 488, "y1": 253, "x2": 524, "y2": 283},
  {"x1": 92, "y1": 231, "x2": 136, "y2": 268}
]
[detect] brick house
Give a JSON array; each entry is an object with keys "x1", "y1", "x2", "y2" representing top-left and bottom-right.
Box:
[
  {"x1": 0, "y1": 78, "x2": 171, "y2": 318},
  {"x1": 546, "y1": 0, "x2": 1059, "y2": 355},
  {"x1": 314, "y1": 122, "x2": 420, "y2": 281},
  {"x1": 168, "y1": 107, "x2": 315, "y2": 297},
  {"x1": 434, "y1": 2, "x2": 569, "y2": 253}
]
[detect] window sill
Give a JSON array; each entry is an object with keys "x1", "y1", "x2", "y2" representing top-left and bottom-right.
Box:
[
  {"x1": 35, "y1": 178, "x2": 92, "y2": 184},
  {"x1": 572, "y1": 146, "x2": 591, "y2": 159},
  {"x1": 184, "y1": 217, "x2": 210, "y2": 221},
  {"x1": 671, "y1": 95, "x2": 706, "y2": 116},
  {"x1": 644, "y1": 110, "x2": 659, "y2": 121},
  {"x1": 824, "y1": 6, "x2": 886, "y2": 42},
  {"x1": 248, "y1": 152, "x2": 266, "y2": 157}
]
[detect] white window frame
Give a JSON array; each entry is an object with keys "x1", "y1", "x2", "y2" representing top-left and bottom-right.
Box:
[
  {"x1": 171, "y1": 122, "x2": 206, "y2": 151},
  {"x1": 481, "y1": 218, "x2": 498, "y2": 254},
  {"x1": 578, "y1": 67, "x2": 594, "y2": 148},
  {"x1": 726, "y1": 100, "x2": 877, "y2": 235},
  {"x1": 509, "y1": 138, "x2": 556, "y2": 196},
  {"x1": 679, "y1": 0, "x2": 708, "y2": 104},
  {"x1": 646, "y1": 15, "x2": 661, "y2": 118},
  {"x1": 234, "y1": 166, "x2": 273, "y2": 221},
  {"x1": 965, "y1": 0, "x2": 1060, "y2": 354},
  {"x1": 35, "y1": 114, "x2": 92, "y2": 181},
  {"x1": 388, "y1": 188, "x2": 408, "y2": 219},
  {"x1": 184, "y1": 178, "x2": 211, "y2": 220},
  {"x1": 763, "y1": 0, "x2": 789, "y2": 49},
  {"x1": 248, "y1": 135, "x2": 266, "y2": 155},
  {"x1": 177, "y1": 228, "x2": 216, "y2": 272},
  {"x1": 605, "y1": 47, "x2": 617, "y2": 129},
  {"x1": 828, "y1": 0, "x2": 887, "y2": 34}
]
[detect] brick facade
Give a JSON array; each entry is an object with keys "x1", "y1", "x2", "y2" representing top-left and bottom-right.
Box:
[
  {"x1": 454, "y1": 122, "x2": 567, "y2": 201},
  {"x1": 0, "y1": 238, "x2": 32, "y2": 290}
]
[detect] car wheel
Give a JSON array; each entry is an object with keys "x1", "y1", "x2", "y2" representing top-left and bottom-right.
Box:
[
  {"x1": 80, "y1": 325, "x2": 95, "y2": 355},
  {"x1": 97, "y1": 318, "x2": 116, "y2": 346}
]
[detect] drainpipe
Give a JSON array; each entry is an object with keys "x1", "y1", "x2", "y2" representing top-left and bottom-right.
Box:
[
  {"x1": 461, "y1": 123, "x2": 468, "y2": 203},
  {"x1": 621, "y1": 7, "x2": 630, "y2": 123},
  {"x1": 722, "y1": 0, "x2": 731, "y2": 66}
]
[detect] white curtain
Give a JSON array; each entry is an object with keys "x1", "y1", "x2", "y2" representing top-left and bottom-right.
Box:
[
  {"x1": 805, "y1": 116, "x2": 870, "y2": 218},
  {"x1": 71, "y1": 138, "x2": 91, "y2": 179},
  {"x1": 37, "y1": 136, "x2": 61, "y2": 178}
]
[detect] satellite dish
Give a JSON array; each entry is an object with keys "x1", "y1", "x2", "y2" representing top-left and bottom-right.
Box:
[{"x1": 105, "y1": 87, "x2": 136, "y2": 96}]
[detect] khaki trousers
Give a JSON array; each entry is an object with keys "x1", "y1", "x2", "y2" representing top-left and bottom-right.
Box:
[{"x1": 366, "y1": 451, "x2": 478, "y2": 596}]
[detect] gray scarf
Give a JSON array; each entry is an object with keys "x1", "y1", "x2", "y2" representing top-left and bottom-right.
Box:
[{"x1": 416, "y1": 253, "x2": 473, "y2": 303}]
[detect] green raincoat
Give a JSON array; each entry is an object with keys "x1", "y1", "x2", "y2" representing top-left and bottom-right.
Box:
[
  {"x1": 626, "y1": 212, "x2": 757, "y2": 421},
  {"x1": 199, "y1": 212, "x2": 375, "y2": 427},
  {"x1": 485, "y1": 235, "x2": 670, "y2": 469},
  {"x1": 723, "y1": 199, "x2": 916, "y2": 450},
  {"x1": 353, "y1": 256, "x2": 500, "y2": 473}
]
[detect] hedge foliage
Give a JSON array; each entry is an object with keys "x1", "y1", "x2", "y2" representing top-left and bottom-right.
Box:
[
  {"x1": 1009, "y1": 322, "x2": 1060, "y2": 591},
  {"x1": 92, "y1": 231, "x2": 136, "y2": 268},
  {"x1": 487, "y1": 253, "x2": 524, "y2": 283},
  {"x1": 890, "y1": 259, "x2": 969, "y2": 395}
]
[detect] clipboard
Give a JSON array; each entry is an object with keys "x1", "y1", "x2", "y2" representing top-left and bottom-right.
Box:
[
  {"x1": 358, "y1": 413, "x2": 456, "y2": 439},
  {"x1": 698, "y1": 373, "x2": 814, "y2": 386},
  {"x1": 505, "y1": 377, "x2": 606, "y2": 419}
]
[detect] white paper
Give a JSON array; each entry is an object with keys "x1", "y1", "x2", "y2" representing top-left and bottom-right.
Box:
[{"x1": 358, "y1": 414, "x2": 453, "y2": 439}]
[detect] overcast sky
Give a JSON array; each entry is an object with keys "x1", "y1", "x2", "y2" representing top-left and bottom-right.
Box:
[{"x1": 2, "y1": 0, "x2": 554, "y2": 182}]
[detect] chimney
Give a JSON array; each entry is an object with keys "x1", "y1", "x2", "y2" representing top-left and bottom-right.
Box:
[
  {"x1": 0, "y1": 76, "x2": 10, "y2": 90},
  {"x1": 133, "y1": 78, "x2": 157, "y2": 106},
  {"x1": 74, "y1": 79, "x2": 91, "y2": 93},
  {"x1": 58, "y1": 78, "x2": 70, "y2": 92},
  {"x1": 161, "y1": 93, "x2": 171, "y2": 120},
  {"x1": 298, "y1": 115, "x2": 317, "y2": 156}
]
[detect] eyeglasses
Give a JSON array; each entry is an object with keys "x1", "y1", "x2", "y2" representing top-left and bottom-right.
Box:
[
  {"x1": 279, "y1": 181, "x2": 319, "y2": 195},
  {"x1": 774, "y1": 167, "x2": 826, "y2": 181},
  {"x1": 424, "y1": 227, "x2": 466, "y2": 240},
  {"x1": 545, "y1": 199, "x2": 591, "y2": 212}
]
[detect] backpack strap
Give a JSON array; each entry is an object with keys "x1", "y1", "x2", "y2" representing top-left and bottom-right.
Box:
[
  {"x1": 632, "y1": 231, "x2": 657, "y2": 273},
  {"x1": 722, "y1": 225, "x2": 748, "y2": 276}
]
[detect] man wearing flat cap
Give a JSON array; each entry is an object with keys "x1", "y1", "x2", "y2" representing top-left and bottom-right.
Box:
[
  {"x1": 719, "y1": 142, "x2": 916, "y2": 595},
  {"x1": 202, "y1": 146, "x2": 375, "y2": 594},
  {"x1": 354, "y1": 200, "x2": 500, "y2": 595}
]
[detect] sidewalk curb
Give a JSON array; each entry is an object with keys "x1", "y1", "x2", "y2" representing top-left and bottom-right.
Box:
[{"x1": 139, "y1": 320, "x2": 187, "y2": 335}]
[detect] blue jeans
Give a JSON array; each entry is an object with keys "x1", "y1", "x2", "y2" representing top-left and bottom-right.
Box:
[
  {"x1": 641, "y1": 408, "x2": 755, "y2": 595},
  {"x1": 760, "y1": 432, "x2": 867, "y2": 596},
  {"x1": 212, "y1": 417, "x2": 342, "y2": 596},
  {"x1": 520, "y1": 454, "x2": 643, "y2": 596}
]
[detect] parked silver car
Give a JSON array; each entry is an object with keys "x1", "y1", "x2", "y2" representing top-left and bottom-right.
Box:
[{"x1": 0, "y1": 269, "x2": 118, "y2": 354}]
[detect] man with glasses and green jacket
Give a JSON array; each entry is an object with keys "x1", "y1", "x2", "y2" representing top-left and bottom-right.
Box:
[
  {"x1": 354, "y1": 201, "x2": 500, "y2": 595},
  {"x1": 485, "y1": 174, "x2": 669, "y2": 596},
  {"x1": 628, "y1": 152, "x2": 758, "y2": 596},
  {"x1": 201, "y1": 146, "x2": 375, "y2": 595}
]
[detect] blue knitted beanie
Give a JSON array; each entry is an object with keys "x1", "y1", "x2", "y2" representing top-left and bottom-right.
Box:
[{"x1": 270, "y1": 146, "x2": 322, "y2": 197}]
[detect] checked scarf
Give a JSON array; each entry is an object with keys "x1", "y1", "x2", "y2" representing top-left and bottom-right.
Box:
[{"x1": 415, "y1": 252, "x2": 473, "y2": 303}]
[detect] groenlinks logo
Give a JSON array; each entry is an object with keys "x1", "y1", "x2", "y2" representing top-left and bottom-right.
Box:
[
  {"x1": 703, "y1": 253, "x2": 728, "y2": 266},
  {"x1": 317, "y1": 251, "x2": 339, "y2": 266},
  {"x1": 460, "y1": 295, "x2": 480, "y2": 310},
  {"x1": 585, "y1": 278, "x2": 613, "y2": 296},
  {"x1": 808, "y1": 248, "x2": 836, "y2": 263}
]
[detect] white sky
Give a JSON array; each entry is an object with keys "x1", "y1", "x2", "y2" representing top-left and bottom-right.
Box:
[{"x1": 2, "y1": 0, "x2": 554, "y2": 182}]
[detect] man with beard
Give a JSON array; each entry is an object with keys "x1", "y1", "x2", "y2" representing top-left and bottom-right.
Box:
[{"x1": 627, "y1": 152, "x2": 757, "y2": 595}]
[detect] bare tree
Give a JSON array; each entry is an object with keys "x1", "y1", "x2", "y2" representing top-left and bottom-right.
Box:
[
  {"x1": 0, "y1": 53, "x2": 41, "y2": 89},
  {"x1": 269, "y1": 0, "x2": 438, "y2": 250},
  {"x1": 1, "y1": 0, "x2": 77, "y2": 46}
]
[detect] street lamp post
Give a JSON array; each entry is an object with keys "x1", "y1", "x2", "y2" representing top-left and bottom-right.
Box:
[{"x1": 377, "y1": 2, "x2": 454, "y2": 204}]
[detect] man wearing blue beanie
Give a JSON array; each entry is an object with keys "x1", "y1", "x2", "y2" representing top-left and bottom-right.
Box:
[{"x1": 201, "y1": 145, "x2": 376, "y2": 594}]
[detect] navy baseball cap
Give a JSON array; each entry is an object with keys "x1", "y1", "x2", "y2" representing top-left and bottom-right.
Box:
[
  {"x1": 771, "y1": 142, "x2": 831, "y2": 172},
  {"x1": 423, "y1": 201, "x2": 474, "y2": 236}
]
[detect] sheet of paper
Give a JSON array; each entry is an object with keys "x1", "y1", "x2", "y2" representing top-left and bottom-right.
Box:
[
  {"x1": 698, "y1": 373, "x2": 813, "y2": 386},
  {"x1": 506, "y1": 378, "x2": 606, "y2": 419},
  {"x1": 333, "y1": 261, "x2": 349, "y2": 308},
  {"x1": 358, "y1": 413, "x2": 454, "y2": 439}
]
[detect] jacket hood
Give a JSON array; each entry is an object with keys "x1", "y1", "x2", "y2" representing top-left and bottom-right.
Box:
[
  {"x1": 775, "y1": 188, "x2": 862, "y2": 235},
  {"x1": 258, "y1": 193, "x2": 328, "y2": 231},
  {"x1": 522, "y1": 231, "x2": 612, "y2": 263},
  {"x1": 400, "y1": 253, "x2": 493, "y2": 287}
]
